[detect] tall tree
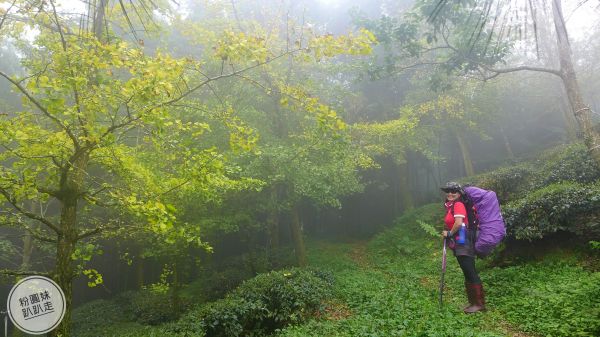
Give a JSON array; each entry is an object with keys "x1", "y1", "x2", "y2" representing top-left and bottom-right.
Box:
[
  {"x1": 0, "y1": 1, "x2": 297, "y2": 335},
  {"x1": 416, "y1": 0, "x2": 600, "y2": 164}
]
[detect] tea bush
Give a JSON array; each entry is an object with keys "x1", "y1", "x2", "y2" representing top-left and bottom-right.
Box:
[
  {"x1": 162, "y1": 268, "x2": 333, "y2": 336},
  {"x1": 466, "y1": 144, "x2": 600, "y2": 203},
  {"x1": 72, "y1": 299, "x2": 127, "y2": 335},
  {"x1": 466, "y1": 163, "x2": 536, "y2": 202},
  {"x1": 190, "y1": 247, "x2": 296, "y2": 301},
  {"x1": 532, "y1": 143, "x2": 600, "y2": 187},
  {"x1": 503, "y1": 181, "x2": 600, "y2": 240},
  {"x1": 115, "y1": 289, "x2": 187, "y2": 325}
]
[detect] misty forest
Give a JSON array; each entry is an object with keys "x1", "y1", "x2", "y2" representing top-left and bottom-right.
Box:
[{"x1": 0, "y1": 0, "x2": 599, "y2": 336}]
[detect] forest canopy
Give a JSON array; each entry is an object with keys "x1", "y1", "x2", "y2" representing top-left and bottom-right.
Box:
[{"x1": 0, "y1": 1, "x2": 599, "y2": 336}]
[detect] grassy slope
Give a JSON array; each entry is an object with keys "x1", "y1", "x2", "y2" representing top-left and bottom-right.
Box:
[
  {"x1": 72, "y1": 205, "x2": 599, "y2": 337},
  {"x1": 278, "y1": 204, "x2": 600, "y2": 337}
]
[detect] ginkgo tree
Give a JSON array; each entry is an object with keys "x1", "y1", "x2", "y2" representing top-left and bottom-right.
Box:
[
  {"x1": 0, "y1": 25, "x2": 256, "y2": 337},
  {"x1": 0, "y1": 1, "x2": 378, "y2": 335},
  {"x1": 168, "y1": 0, "x2": 378, "y2": 266},
  {"x1": 0, "y1": 2, "x2": 266, "y2": 336}
]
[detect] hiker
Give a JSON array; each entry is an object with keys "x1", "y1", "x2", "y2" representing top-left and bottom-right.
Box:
[{"x1": 441, "y1": 181, "x2": 486, "y2": 313}]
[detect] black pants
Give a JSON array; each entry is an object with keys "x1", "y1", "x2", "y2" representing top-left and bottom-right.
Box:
[{"x1": 456, "y1": 255, "x2": 481, "y2": 284}]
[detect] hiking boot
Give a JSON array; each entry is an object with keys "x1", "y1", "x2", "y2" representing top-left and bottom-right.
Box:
[
  {"x1": 463, "y1": 282, "x2": 476, "y2": 310},
  {"x1": 464, "y1": 283, "x2": 486, "y2": 313}
]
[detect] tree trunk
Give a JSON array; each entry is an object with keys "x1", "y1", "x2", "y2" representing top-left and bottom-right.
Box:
[
  {"x1": 20, "y1": 202, "x2": 37, "y2": 271},
  {"x1": 93, "y1": 0, "x2": 107, "y2": 42},
  {"x1": 455, "y1": 131, "x2": 475, "y2": 176},
  {"x1": 50, "y1": 202, "x2": 78, "y2": 337},
  {"x1": 290, "y1": 206, "x2": 306, "y2": 267},
  {"x1": 552, "y1": 0, "x2": 600, "y2": 163},
  {"x1": 50, "y1": 152, "x2": 90, "y2": 337},
  {"x1": 499, "y1": 126, "x2": 515, "y2": 160},
  {"x1": 135, "y1": 257, "x2": 145, "y2": 289},
  {"x1": 267, "y1": 188, "x2": 280, "y2": 250},
  {"x1": 21, "y1": 230, "x2": 34, "y2": 271},
  {"x1": 171, "y1": 260, "x2": 181, "y2": 317},
  {"x1": 558, "y1": 87, "x2": 578, "y2": 141},
  {"x1": 397, "y1": 161, "x2": 414, "y2": 212}
]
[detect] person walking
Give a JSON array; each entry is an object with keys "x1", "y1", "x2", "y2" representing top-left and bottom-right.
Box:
[{"x1": 441, "y1": 181, "x2": 486, "y2": 313}]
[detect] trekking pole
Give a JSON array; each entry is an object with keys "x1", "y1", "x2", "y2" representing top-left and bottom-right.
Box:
[
  {"x1": 1, "y1": 310, "x2": 6, "y2": 337},
  {"x1": 439, "y1": 237, "x2": 447, "y2": 308}
]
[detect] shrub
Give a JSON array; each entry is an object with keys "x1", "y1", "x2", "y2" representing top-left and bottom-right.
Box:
[
  {"x1": 503, "y1": 181, "x2": 600, "y2": 241},
  {"x1": 72, "y1": 299, "x2": 126, "y2": 335},
  {"x1": 466, "y1": 143, "x2": 600, "y2": 203},
  {"x1": 190, "y1": 247, "x2": 296, "y2": 302},
  {"x1": 164, "y1": 268, "x2": 333, "y2": 336},
  {"x1": 466, "y1": 163, "x2": 536, "y2": 203},
  {"x1": 233, "y1": 268, "x2": 333, "y2": 324},
  {"x1": 116, "y1": 289, "x2": 187, "y2": 326},
  {"x1": 532, "y1": 143, "x2": 600, "y2": 187}
]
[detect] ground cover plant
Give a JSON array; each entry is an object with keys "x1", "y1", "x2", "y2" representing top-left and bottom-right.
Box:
[
  {"x1": 278, "y1": 205, "x2": 600, "y2": 337},
  {"x1": 71, "y1": 204, "x2": 600, "y2": 337},
  {"x1": 72, "y1": 268, "x2": 333, "y2": 337},
  {"x1": 70, "y1": 143, "x2": 600, "y2": 337}
]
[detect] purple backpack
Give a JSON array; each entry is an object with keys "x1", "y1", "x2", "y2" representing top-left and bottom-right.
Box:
[{"x1": 464, "y1": 186, "x2": 506, "y2": 257}]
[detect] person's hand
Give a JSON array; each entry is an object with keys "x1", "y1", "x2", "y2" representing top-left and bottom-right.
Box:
[{"x1": 442, "y1": 230, "x2": 452, "y2": 238}]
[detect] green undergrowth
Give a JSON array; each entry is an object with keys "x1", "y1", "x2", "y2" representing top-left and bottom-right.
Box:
[
  {"x1": 73, "y1": 200, "x2": 599, "y2": 337},
  {"x1": 279, "y1": 204, "x2": 600, "y2": 337},
  {"x1": 72, "y1": 268, "x2": 333, "y2": 337},
  {"x1": 466, "y1": 143, "x2": 600, "y2": 242}
]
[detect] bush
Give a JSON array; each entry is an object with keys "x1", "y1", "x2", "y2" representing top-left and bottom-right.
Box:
[
  {"x1": 164, "y1": 268, "x2": 333, "y2": 337},
  {"x1": 72, "y1": 299, "x2": 127, "y2": 335},
  {"x1": 466, "y1": 143, "x2": 600, "y2": 203},
  {"x1": 532, "y1": 143, "x2": 600, "y2": 187},
  {"x1": 503, "y1": 181, "x2": 600, "y2": 240},
  {"x1": 190, "y1": 247, "x2": 296, "y2": 302},
  {"x1": 116, "y1": 289, "x2": 187, "y2": 326},
  {"x1": 466, "y1": 163, "x2": 536, "y2": 203}
]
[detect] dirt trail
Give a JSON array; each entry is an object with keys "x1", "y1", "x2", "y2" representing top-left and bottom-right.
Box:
[{"x1": 348, "y1": 241, "x2": 371, "y2": 268}]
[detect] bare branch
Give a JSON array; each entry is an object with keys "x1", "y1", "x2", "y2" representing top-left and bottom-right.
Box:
[
  {"x1": 0, "y1": 0, "x2": 18, "y2": 32},
  {"x1": 21, "y1": 224, "x2": 57, "y2": 243},
  {"x1": 1, "y1": 13, "x2": 75, "y2": 35},
  {"x1": 481, "y1": 64, "x2": 562, "y2": 77},
  {"x1": 0, "y1": 269, "x2": 50, "y2": 277}
]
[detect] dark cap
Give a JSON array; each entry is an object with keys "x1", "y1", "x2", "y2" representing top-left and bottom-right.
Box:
[{"x1": 441, "y1": 181, "x2": 463, "y2": 193}]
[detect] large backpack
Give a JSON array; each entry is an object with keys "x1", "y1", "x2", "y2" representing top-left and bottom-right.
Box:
[{"x1": 453, "y1": 186, "x2": 506, "y2": 257}]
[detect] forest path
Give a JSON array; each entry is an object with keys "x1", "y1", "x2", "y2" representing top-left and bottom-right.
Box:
[
  {"x1": 281, "y1": 239, "x2": 538, "y2": 337},
  {"x1": 347, "y1": 240, "x2": 538, "y2": 337}
]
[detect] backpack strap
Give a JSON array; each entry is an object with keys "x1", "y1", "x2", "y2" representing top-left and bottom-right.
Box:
[{"x1": 450, "y1": 199, "x2": 479, "y2": 231}]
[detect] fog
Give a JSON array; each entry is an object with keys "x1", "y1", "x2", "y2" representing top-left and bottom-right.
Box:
[{"x1": 0, "y1": 0, "x2": 599, "y2": 336}]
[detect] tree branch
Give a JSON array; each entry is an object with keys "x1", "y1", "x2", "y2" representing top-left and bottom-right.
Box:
[
  {"x1": 158, "y1": 48, "x2": 304, "y2": 107},
  {"x1": 0, "y1": 269, "x2": 50, "y2": 277},
  {"x1": 77, "y1": 226, "x2": 104, "y2": 240},
  {"x1": 1, "y1": 13, "x2": 75, "y2": 35},
  {"x1": 0, "y1": 0, "x2": 18, "y2": 32},
  {"x1": 0, "y1": 70, "x2": 80, "y2": 149},
  {"x1": 481, "y1": 64, "x2": 562, "y2": 78},
  {"x1": 0, "y1": 187, "x2": 62, "y2": 234}
]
